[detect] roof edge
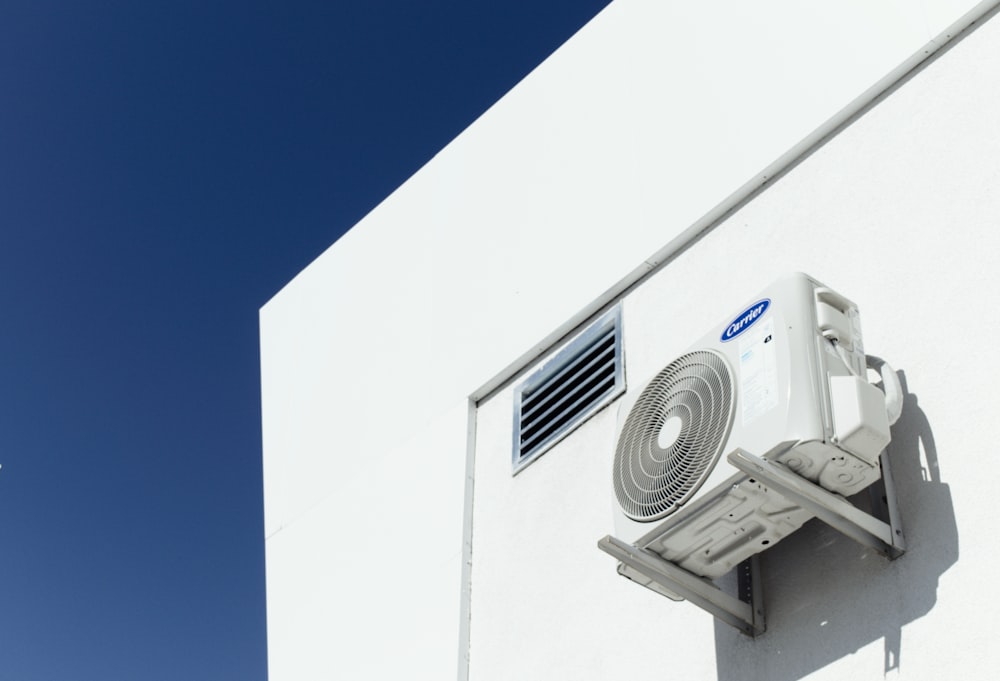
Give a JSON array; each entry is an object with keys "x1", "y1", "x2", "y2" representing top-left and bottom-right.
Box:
[{"x1": 468, "y1": 0, "x2": 1000, "y2": 405}]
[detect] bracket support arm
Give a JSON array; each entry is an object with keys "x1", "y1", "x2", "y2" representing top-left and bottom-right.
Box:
[
  {"x1": 597, "y1": 534, "x2": 765, "y2": 637},
  {"x1": 726, "y1": 448, "x2": 905, "y2": 559}
]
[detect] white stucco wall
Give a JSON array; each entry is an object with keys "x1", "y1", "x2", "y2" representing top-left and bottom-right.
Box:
[
  {"x1": 258, "y1": 1, "x2": 990, "y2": 679},
  {"x1": 471, "y1": 8, "x2": 999, "y2": 679}
]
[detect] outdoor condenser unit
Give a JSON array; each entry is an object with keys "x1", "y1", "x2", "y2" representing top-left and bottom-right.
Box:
[{"x1": 598, "y1": 272, "x2": 905, "y2": 636}]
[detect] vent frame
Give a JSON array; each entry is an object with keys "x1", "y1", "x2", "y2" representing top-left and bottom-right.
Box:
[{"x1": 511, "y1": 305, "x2": 625, "y2": 475}]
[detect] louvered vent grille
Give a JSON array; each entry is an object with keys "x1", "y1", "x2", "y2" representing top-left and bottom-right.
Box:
[{"x1": 512, "y1": 307, "x2": 624, "y2": 474}]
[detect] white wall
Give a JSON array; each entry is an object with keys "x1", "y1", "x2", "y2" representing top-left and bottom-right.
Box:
[
  {"x1": 471, "y1": 8, "x2": 999, "y2": 679},
  {"x1": 259, "y1": 1, "x2": 987, "y2": 678}
]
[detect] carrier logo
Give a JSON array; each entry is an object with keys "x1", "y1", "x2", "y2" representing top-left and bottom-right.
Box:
[{"x1": 720, "y1": 299, "x2": 770, "y2": 342}]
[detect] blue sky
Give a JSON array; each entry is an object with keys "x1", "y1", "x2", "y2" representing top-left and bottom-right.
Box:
[{"x1": 0, "y1": 1, "x2": 611, "y2": 678}]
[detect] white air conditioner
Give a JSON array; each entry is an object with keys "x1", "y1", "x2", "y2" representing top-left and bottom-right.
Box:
[{"x1": 610, "y1": 272, "x2": 894, "y2": 598}]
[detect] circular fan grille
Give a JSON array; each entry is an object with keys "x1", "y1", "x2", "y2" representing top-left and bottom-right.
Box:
[{"x1": 613, "y1": 350, "x2": 736, "y2": 522}]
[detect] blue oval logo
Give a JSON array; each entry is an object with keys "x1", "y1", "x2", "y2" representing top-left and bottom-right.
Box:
[{"x1": 720, "y1": 299, "x2": 770, "y2": 342}]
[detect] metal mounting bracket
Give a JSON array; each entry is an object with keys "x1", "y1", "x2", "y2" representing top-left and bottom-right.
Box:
[
  {"x1": 726, "y1": 448, "x2": 906, "y2": 559},
  {"x1": 598, "y1": 444, "x2": 905, "y2": 637},
  {"x1": 597, "y1": 535, "x2": 766, "y2": 637}
]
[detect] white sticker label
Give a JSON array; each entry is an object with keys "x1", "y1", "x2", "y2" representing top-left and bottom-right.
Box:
[{"x1": 739, "y1": 318, "x2": 778, "y2": 426}]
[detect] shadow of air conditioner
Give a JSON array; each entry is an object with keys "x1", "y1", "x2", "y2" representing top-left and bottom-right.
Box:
[{"x1": 713, "y1": 371, "x2": 958, "y2": 681}]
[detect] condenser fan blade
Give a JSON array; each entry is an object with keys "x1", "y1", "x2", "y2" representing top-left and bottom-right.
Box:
[{"x1": 613, "y1": 350, "x2": 735, "y2": 522}]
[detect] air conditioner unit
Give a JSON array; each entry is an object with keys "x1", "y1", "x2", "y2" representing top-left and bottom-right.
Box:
[{"x1": 609, "y1": 272, "x2": 895, "y2": 600}]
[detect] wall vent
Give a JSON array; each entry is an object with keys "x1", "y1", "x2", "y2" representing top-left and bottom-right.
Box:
[{"x1": 512, "y1": 306, "x2": 624, "y2": 474}]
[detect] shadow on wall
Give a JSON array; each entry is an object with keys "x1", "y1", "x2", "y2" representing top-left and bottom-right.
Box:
[{"x1": 713, "y1": 371, "x2": 958, "y2": 681}]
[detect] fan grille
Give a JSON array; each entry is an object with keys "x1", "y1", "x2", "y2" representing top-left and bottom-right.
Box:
[{"x1": 613, "y1": 350, "x2": 736, "y2": 522}]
